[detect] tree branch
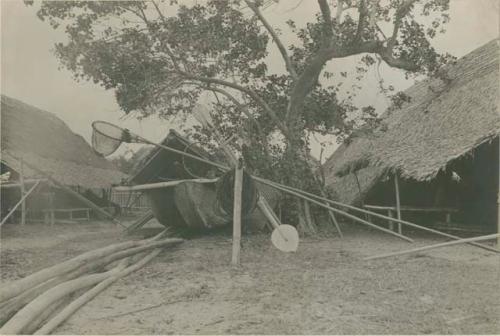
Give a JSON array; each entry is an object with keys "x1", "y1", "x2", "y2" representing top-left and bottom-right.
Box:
[
  {"x1": 354, "y1": 0, "x2": 367, "y2": 43},
  {"x1": 175, "y1": 70, "x2": 290, "y2": 137},
  {"x1": 244, "y1": 0, "x2": 297, "y2": 79},
  {"x1": 204, "y1": 86, "x2": 272, "y2": 162},
  {"x1": 318, "y1": 0, "x2": 334, "y2": 43},
  {"x1": 388, "y1": 0, "x2": 419, "y2": 50}
]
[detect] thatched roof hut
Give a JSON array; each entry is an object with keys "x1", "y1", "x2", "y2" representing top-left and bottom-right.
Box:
[
  {"x1": 324, "y1": 38, "x2": 500, "y2": 206},
  {"x1": 1, "y1": 95, "x2": 125, "y2": 188}
]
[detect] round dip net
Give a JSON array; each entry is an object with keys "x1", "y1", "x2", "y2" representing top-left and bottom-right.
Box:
[{"x1": 91, "y1": 121, "x2": 133, "y2": 156}]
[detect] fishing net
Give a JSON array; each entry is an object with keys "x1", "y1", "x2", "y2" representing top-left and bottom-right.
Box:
[{"x1": 91, "y1": 121, "x2": 133, "y2": 156}]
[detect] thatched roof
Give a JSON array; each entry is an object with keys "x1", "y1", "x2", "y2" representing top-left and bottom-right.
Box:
[
  {"x1": 1, "y1": 95, "x2": 126, "y2": 188},
  {"x1": 324, "y1": 38, "x2": 500, "y2": 203},
  {"x1": 322, "y1": 142, "x2": 386, "y2": 205}
]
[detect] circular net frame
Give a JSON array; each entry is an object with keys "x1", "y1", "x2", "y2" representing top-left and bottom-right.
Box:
[{"x1": 91, "y1": 121, "x2": 126, "y2": 156}]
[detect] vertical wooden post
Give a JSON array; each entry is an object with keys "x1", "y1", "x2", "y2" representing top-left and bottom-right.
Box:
[
  {"x1": 20, "y1": 159, "x2": 26, "y2": 226},
  {"x1": 388, "y1": 209, "x2": 395, "y2": 231},
  {"x1": 497, "y1": 136, "x2": 500, "y2": 249},
  {"x1": 231, "y1": 160, "x2": 244, "y2": 265},
  {"x1": 302, "y1": 200, "x2": 317, "y2": 234},
  {"x1": 394, "y1": 174, "x2": 402, "y2": 234},
  {"x1": 49, "y1": 191, "x2": 55, "y2": 226}
]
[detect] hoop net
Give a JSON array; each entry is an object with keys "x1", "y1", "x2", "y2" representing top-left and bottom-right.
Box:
[{"x1": 92, "y1": 121, "x2": 129, "y2": 156}]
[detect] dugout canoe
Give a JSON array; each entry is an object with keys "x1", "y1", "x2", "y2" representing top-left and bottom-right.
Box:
[{"x1": 146, "y1": 179, "x2": 280, "y2": 231}]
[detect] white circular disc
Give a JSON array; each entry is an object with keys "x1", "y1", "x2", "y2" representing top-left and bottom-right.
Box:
[{"x1": 271, "y1": 224, "x2": 299, "y2": 252}]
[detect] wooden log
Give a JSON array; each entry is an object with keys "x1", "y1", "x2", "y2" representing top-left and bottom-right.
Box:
[
  {"x1": 231, "y1": 165, "x2": 243, "y2": 265},
  {"x1": 0, "y1": 249, "x2": 137, "y2": 325},
  {"x1": 0, "y1": 240, "x2": 137, "y2": 303},
  {"x1": 1, "y1": 236, "x2": 177, "y2": 333},
  {"x1": 0, "y1": 181, "x2": 40, "y2": 227},
  {"x1": 35, "y1": 249, "x2": 162, "y2": 335},
  {"x1": 394, "y1": 174, "x2": 402, "y2": 234},
  {"x1": 365, "y1": 233, "x2": 500, "y2": 260},
  {"x1": 0, "y1": 237, "x2": 181, "y2": 303},
  {"x1": 0, "y1": 264, "x2": 128, "y2": 334},
  {"x1": 254, "y1": 177, "x2": 500, "y2": 254},
  {"x1": 22, "y1": 294, "x2": 73, "y2": 335}
]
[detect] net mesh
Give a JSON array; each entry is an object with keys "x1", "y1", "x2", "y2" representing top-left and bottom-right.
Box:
[{"x1": 91, "y1": 121, "x2": 127, "y2": 156}]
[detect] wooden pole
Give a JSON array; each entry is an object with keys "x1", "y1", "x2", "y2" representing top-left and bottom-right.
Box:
[
  {"x1": 231, "y1": 162, "x2": 244, "y2": 265},
  {"x1": 255, "y1": 178, "x2": 414, "y2": 242},
  {"x1": 49, "y1": 191, "x2": 55, "y2": 226},
  {"x1": 0, "y1": 182, "x2": 40, "y2": 227},
  {"x1": 256, "y1": 176, "x2": 500, "y2": 254},
  {"x1": 365, "y1": 233, "x2": 500, "y2": 260},
  {"x1": 113, "y1": 178, "x2": 217, "y2": 192},
  {"x1": 20, "y1": 159, "x2": 26, "y2": 226},
  {"x1": 497, "y1": 136, "x2": 500, "y2": 249},
  {"x1": 394, "y1": 174, "x2": 402, "y2": 234},
  {"x1": 388, "y1": 210, "x2": 395, "y2": 231}
]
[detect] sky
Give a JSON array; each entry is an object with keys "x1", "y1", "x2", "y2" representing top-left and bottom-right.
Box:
[{"x1": 1, "y1": 0, "x2": 499, "y2": 161}]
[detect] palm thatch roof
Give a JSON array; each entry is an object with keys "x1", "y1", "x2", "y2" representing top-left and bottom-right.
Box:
[
  {"x1": 1, "y1": 95, "x2": 126, "y2": 188},
  {"x1": 322, "y1": 143, "x2": 386, "y2": 205},
  {"x1": 324, "y1": 38, "x2": 500, "y2": 203}
]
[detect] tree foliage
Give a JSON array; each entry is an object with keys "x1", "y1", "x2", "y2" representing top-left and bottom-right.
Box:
[{"x1": 32, "y1": 0, "x2": 454, "y2": 207}]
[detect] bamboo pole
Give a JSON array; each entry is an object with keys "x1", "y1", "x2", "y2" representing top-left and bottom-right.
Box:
[
  {"x1": 394, "y1": 174, "x2": 402, "y2": 234},
  {"x1": 254, "y1": 176, "x2": 500, "y2": 253},
  {"x1": 231, "y1": 163, "x2": 243, "y2": 265},
  {"x1": 35, "y1": 250, "x2": 162, "y2": 335},
  {"x1": 0, "y1": 181, "x2": 40, "y2": 227},
  {"x1": 255, "y1": 178, "x2": 413, "y2": 242},
  {"x1": 0, "y1": 237, "x2": 181, "y2": 303},
  {"x1": 0, "y1": 266, "x2": 127, "y2": 335},
  {"x1": 113, "y1": 178, "x2": 217, "y2": 192},
  {"x1": 365, "y1": 233, "x2": 500, "y2": 260},
  {"x1": 20, "y1": 159, "x2": 26, "y2": 226}
]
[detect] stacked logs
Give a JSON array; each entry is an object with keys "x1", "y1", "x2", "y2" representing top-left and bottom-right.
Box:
[{"x1": 0, "y1": 231, "x2": 183, "y2": 335}]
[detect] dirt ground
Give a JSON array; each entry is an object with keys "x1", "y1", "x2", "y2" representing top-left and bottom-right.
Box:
[{"x1": 1, "y1": 218, "x2": 499, "y2": 335}]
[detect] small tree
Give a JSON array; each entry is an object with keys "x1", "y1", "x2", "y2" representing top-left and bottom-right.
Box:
[{"x1": 32, "y1": 0, "x2": 454, "y2": 227}]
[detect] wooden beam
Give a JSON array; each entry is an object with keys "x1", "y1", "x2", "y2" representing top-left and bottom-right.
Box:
[
  {"x1": 113, "y1": 178, "x2": 217, "y2": 192},
  {"x1": 20, "y1": 160, "x2": 26, "y2": 226},
  {"x1": 394, "y1": 174, "x2": 402, "y2": 234},
  {"x1": 0, "y1": 182, "x2": 40, "y2": 227},
  {"x1": 365, "y1": 233, "x2": 500, "y2": 260},
  {"x1": 231, "y1": 164, "x2": 243, "y2": 265},
  {"x1": 0, "y1": 179, "x2": 46, "y2": 189}
]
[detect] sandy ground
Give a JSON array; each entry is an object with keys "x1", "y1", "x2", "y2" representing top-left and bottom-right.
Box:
[{"x1": 1, "y1": 218, "x2": 499, "y2": 335}]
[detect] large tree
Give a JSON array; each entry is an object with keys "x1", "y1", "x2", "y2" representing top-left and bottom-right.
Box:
[{"x1": 32, "y1": 0, "x2": 453, "y2": 225}]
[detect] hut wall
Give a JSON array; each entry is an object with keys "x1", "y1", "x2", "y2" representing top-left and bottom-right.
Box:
[{"x1": 363, "y1": 138, "x2": 499, "y2": 232}]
